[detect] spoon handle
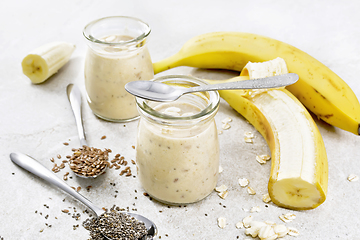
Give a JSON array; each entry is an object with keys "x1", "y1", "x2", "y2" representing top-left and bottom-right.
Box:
[
  {"x1": 187, "y1": 73, "x2": 299, "y2": 93},
  {"x1": 9, "y1": 152, "x2": 104, "y2": 216},
  {"x1": 67, "y1": 84, "x2": 87, "y2": 146}
]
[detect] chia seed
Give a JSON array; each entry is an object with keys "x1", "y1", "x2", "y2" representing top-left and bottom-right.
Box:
[{"x1": 82, "y1": 206, "x2": 147, "y2": 240}]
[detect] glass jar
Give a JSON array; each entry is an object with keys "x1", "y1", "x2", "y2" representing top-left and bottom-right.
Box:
[
  {"x1": 135, "y1": 75, "x2": 220, "y2": 204},
  {"x1": 83, "y1": 16, "x2": 154, "y2": 122}
]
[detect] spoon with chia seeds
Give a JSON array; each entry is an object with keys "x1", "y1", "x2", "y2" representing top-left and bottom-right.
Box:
[
  {"x1": 66, "y1": 83, "x2": 108, "y2": 178},
  {"x1": 10, "y1": 152, "x2": 157, "y2": 240}
]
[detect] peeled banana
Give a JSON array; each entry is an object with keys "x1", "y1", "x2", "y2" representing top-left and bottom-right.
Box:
[
  {"x1": 153, "y1": 31, "x2": 360, "y2": 135},
  {"x1": 206, "y1": 58, "x2": 328, "y2": 210},
  {"x1": 22, "y1": 42, "x2": 75, "y2": 84}
]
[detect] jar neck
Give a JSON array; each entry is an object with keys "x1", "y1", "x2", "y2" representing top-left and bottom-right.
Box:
[
  {"x1": 83, "y1": 16, "x2": 150, "y2": 54},
  {"x1": 136, "y1": 75, "x2": 220, "y2": 128}
]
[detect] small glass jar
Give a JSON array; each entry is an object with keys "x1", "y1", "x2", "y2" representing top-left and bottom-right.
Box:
[
  {"x1": 135, "y1": 75, "x2": 220, "y2": 204},
  {"x1": 83, "y1": 16, "x2": 154, "y2": 122}
]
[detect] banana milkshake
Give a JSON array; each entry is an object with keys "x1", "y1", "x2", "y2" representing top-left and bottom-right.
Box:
[
  {"x1": 85, "y1": 35, "x2": 153, "y2": 121},
  {"x1": 135, "y1": 76, "x2": 220, "y2": 204},
  {"x1": 83, "y1": 16, "x2": 153, "y2": 122}
]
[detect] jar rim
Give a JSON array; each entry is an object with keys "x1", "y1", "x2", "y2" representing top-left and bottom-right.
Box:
[
  {"x1": 83, "y1": 16, "x2": 151, "y2": 45},
  {"x1": 136, "y1": 75, "x2": 220, "y2": 124}
]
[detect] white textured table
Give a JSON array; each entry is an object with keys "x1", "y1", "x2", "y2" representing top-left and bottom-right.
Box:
[{"x1": 1, "y1": 1, "x2": 360, "y2": 239}]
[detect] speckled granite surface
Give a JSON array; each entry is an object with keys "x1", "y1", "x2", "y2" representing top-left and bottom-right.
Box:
[{"x1": 1, "y1": 1, "x2": 360, "y2": 239}]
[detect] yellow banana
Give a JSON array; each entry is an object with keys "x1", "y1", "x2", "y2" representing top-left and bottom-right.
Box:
[
  {"x1": 205, "y1": 58, "x2": 328, "y2": 210},
  {"x1": 22, "y1": 42, "x2": 75, "y2": 84},
  {"x1": 153, "y1": 31, "x2": 360, "y2": 135}
]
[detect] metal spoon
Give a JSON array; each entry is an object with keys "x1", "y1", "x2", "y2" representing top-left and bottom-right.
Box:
[
  {"x1": 67, "y1": 84, "x2": 87, "y2": 147},
  {"x1": 9, "y1": 152, "x2": 157, "y2": 240},
  {"x1": 66, "y1": 84, "x2": 108, "y2": 178},
  {"x1": 125, "y1": 73, "x2": 299, "y2": 102}
]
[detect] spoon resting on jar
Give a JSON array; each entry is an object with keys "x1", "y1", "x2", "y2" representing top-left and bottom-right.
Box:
[{"x1": 125, "y1": 73, "x2": 298, "y2": 102}]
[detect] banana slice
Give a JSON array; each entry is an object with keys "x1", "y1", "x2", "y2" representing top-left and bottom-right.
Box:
[{"x1": 22, "y1": 42, "x2": 75, "y2": 84}]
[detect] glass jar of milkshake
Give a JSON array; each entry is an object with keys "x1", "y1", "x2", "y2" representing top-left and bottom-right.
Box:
[
  {"x1": 83, "y1": 16, "x2": 154, "y2": 122},
  {"x1": 135, "y1": 75, "x2": 220, "y2": 204}
]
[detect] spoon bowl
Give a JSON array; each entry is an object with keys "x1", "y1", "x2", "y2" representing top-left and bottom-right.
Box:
[
  {"x1": 9, "y1": 152, "x2": 157, "y2": 240},
  {"x1": 125, "y1": 73, "x2": 299, "y2": 102}
]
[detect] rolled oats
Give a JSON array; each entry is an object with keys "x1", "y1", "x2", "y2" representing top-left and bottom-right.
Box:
[
  {"x1": 273, "y1": 224, "x2": 288, "y2": 238},
  {"x1": 222, "y1": 122, "x2": 231, "y2": 130},
  {"x1": 239, "y1": 178, "x2": 249, "y2": 187},
  {"x1": 242, "y1": 215, "x2": 253, "y2": 228},
  {"x1": 347, "y1": 174, "x2": 359, "y2": 182},
  {"x1": 217, "y1": 217, "x2": 226, "y2": 229},
  {"x1": 247, "y1": 186, "x2": 256, "y2": 195},
  {"x1": 235, "y1": 221, "x2": 244, "y2": 229},
  {"x1": 218, "y1": 191, "x2": 229, "y2": 199},
  {"x1": 262, "y1": 193, "x2": 271, "y2": 203},
  {"x1": 256, "y1": 154, "x2": 271, "y2": 164},
  {"x1": 250, "y1": 206, "x2": 261, "y2": 213},
  {"x1": 287, "y1": 227, "x2": 300, "y2": 236},
  {"x1": 215, "y1": 185, "x2": 228, "y2": 192},
  {"x1": 279, "y1": 213, "x2": 296, "y2": 223}
]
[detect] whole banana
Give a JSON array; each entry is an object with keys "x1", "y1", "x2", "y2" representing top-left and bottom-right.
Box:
[
  {"x1": 205, "y1": 58, "x2": 328, "y2": 210},
  {"x1": 153, "y1": 32, "x2": 360, "y2": 135}
]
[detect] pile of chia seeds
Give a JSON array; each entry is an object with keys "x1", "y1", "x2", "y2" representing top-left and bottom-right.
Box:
[{"x1": 83, "y1": 206, "x2": 147, "y2": 240}]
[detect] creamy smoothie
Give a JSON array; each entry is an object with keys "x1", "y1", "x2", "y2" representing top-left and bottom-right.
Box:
[
  {"x1": 136, "y1": 102, "x2": 219, "y2": 204},
  {"x1": 84, "y1": 35, "x2": 154, "y2": 121}
]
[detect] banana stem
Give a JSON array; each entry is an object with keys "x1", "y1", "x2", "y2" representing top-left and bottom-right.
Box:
[{"x1": 153, "y1": 54, "x2": 182, "y2": 74}]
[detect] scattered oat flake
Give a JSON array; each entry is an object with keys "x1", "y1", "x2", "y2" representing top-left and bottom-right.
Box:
[
  {"x1": 250, "y1": 206, "x2": 261, "y2": 213},
  {"x1": 215, "y1": 185, "x2": 228, "y2": 192},
  {"x1": 347, "y1": 174, "x2": 359, "y2": 182},
  {"x1": 221, "y1": 117, "x2": 233, "y2": 124},
  {"x1": 279, "y1": 213, "x2": 296, "y2": 223},
  {"x1": 287, "y1": 227, "x2": 300, "y2": 236},
  {"x1": 218, "y1": 191, "x2": 229, "y2": 199},
  {"x1": 244, "y1": 137, "x2": 253, "y2": 143},
  {"x1": 217, "y1": 129, "x2": 223, "y2": 135},
  {"x1": 235, "y1": 221, "x2": 244, "y2": 229},
  {"x1": 256, "y1": 155, "x2": 271, "y2": 164},
  {"x1": 218, "y1": 165, "x2": 223, "y2": 173},
  {"x1": 244, "y1": 132, "x2": 254, "y2": 138},
  {"x1": 273, "y1": 224, "x2": 289, "y2": 238},
  {"x1": 258, "y1": 225, "x2": 278, "y2": 240},
  {"x1": 256, "y1": 155, "x2": 267, "y2": 164},
  {"x1": 242, "y1": 215, "x2": 253, "y2": 228},
  {"x1": 262, "y1": 193, "x2": 271, "y2": 203},
  {"x1": 247, "y1": 186, "x2": 256, "y2": 195},
  {"x1": 222, "y1": 123, "x2": 231, "y2": 130},
  {"x1": 264, "y1": 221, "x2": 276, "y2": 226},
  {"x1": 217, "y1": 217, "x2": 226, "y2": 229},
  {"x1": 239, "y1": 178, "x2": 249, "y2": 187},
  {"x1": 258, "y1": 225, "x2": 276, "y2": 240}
]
